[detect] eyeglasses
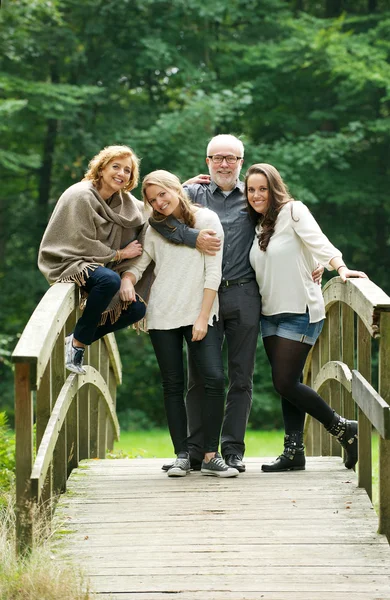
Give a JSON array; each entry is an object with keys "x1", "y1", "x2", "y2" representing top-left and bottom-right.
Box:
[{"x1": 207, "y1": 155, "x2": 243, "y2": 165}]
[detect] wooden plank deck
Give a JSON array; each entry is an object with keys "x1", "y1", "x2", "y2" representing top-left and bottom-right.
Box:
[{"x1": 53, "y1": 456, "x2": 390, "y2": 600}]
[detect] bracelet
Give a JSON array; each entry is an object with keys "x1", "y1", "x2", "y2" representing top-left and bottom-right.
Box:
[
  {"x1": 114, "y1": 249, "x2": 122, "y2": 262},
  {"x1": 337, "y1": 265, "x2": 347, "y2": 274}
]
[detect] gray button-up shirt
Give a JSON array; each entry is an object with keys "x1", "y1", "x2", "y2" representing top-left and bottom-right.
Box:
[{"x1": 149, "y1": 180, "x2": 256, "y2": 282}]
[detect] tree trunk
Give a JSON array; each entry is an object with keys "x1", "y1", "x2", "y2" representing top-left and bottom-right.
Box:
[
  {"x1": 37, "y1": 66, "x2": 59, "y2": 235},
  {"x1": 325, "y1": 0, "x2": 343, "y2": 17},
  {"x1": 368, "y1": 0, "x2": 377, "y2": 12}
]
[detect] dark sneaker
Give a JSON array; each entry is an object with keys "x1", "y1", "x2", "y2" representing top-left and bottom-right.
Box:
[
  {"x1": 65, "y1": 334, "x2": 86, "y2": 374},
  {"x1": 201, "y1": 453, "x2": 239, "y2": 478},
  {"x1": 162, "y1": 457, "x2": 202, "y2": 472},
  {"x1": 167, "y1": 453, "x2": 191, "y2": 477}
]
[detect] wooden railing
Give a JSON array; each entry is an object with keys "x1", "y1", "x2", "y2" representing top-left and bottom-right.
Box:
[
  {"x1": 304, "y1": 277, "x2": 390, "y2": 539},
  {"x1": 12, "y1": 283, "x2": 121, "y2": 551}
]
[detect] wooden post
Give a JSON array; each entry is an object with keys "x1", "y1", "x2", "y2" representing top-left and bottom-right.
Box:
[
  {"x1": 35, "y1": 359, "x2": 53, "y2": 524},
  {"x1": 378, "y1": 311, "x2": 390, "y2": 539},
  {"x1": 318, "y1": 316, "x2": 330, "y2": 456},
  {"x1": 52, "y1": 335, "x2": 67, "y2": 494},
  {"x1": 356, "y1": 317, "x2": 372, "y2": 499},
  {"x1": 15, "y1": 363, "x2": 34, "y2": 553},
  {"x1": 89, "y1": 342, "x2": 100, "y2": 458},
  {"x1": 341, "y1": 304, "x2": 355, "y2": 421},
  {"x1": 307, "y1": 343, "x2": 321, "y2": 455},
  {"x1": 328, "y1": 303, "x2": 341, "y2": 456}
]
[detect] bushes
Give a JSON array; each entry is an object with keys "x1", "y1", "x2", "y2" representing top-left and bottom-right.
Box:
[{"x1": 0, "y1": 412, "x2": 15, "y2": 497}]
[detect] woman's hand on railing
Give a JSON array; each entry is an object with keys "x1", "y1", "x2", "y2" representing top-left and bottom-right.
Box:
[{"x1": 338, "y1": 266, "x2": 368, "y2": 283}]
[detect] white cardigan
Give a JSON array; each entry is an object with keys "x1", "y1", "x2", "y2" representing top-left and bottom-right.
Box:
[
  {"x1": 249, "y1": 201, "x2": 342, "y2": 323},
  {"x1": 127, "y1": 207, "x2": 224, "y2": 330}
]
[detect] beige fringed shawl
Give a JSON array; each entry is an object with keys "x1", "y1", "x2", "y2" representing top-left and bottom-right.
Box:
[{"x1": 38, "y1": 180, "x2": 152, "y2": 324}]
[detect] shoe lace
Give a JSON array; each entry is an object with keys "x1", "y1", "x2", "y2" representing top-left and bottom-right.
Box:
[
  {"x1": 73, "y1": 347, "x2": 85, "y2": 367},
  {"x1": 172, "y1": 457, "x2": 189, "y2": 469},
  {"x1": 210, "y1": 455, "x2": 226, "y2": 469}
]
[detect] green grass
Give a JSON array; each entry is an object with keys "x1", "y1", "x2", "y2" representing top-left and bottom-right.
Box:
[{"x1": 113, "y1": 428, "x2": 284, "y2": 458}]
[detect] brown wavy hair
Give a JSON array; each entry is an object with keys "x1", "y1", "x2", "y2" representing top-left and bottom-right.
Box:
[
  {"x1": 142, "y1": 170, "x2": 196, "y2": 228},
  {"x1": 83, "y1": 145, "x2": 140, "y2": 192},
  {"x1": 245, "y1": 163, "x2": 292, "y2": 251}
]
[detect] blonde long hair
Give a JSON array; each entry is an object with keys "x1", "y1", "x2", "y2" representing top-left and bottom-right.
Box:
[
  {"x1": 142, "y1": 170, "x2": 196, "y2": 228},
  {"x1": 83, "y1": 145, "x2": 140, "y2": 192}
]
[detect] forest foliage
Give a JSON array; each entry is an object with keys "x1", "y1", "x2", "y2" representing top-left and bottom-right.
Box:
[{"x1": 0, "y1": 0, "x2": 389, "y2": 428}]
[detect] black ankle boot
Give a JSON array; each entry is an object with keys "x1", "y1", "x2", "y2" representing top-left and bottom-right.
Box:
[
  {"x1": 261, "y1": 431, "x2": 305, "y2": 473},
  {"x1": 326, "y1": 412, "x2": 358, "y2": 469}
]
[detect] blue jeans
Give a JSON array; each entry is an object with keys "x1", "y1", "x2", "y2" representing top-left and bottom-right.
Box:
[
  {"x1": 74, "y1": 266, "x2": 146, "y2": 345},
  {"x1": 261, "y1": 311, "x2": 324, "y2": 346}
]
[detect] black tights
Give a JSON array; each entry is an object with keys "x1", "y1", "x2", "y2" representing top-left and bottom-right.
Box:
[{"x1": 263, "y1": 335, "x2": 334, "y2": 430}]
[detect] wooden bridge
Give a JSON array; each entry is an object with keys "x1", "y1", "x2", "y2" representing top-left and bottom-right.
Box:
[{"x1": 12, "y1": 276, "x2": 390, "y2": 598}]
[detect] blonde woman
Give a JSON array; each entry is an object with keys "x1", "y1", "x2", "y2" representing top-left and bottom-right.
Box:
[
  {"x1": 38, "y1": 145, "x2": 148, "y2": 374},
  {"x1": 123, "y1": 170, "x2": 238, "y2": 478}
]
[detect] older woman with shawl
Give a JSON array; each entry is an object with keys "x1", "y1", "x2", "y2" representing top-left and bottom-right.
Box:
[{"x1": 38, "y1": 145, "x2": 149, "y2": 374}]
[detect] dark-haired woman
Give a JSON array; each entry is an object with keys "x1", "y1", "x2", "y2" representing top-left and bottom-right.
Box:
[
  {"x1": 245, "y1": 163, "x2": 367, "y2": 472},
  {"x1": 38, "y1": 145, "x2": 148, "y2": 374}
]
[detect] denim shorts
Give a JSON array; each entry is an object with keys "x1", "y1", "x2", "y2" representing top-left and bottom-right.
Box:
[{"x1": 260, "y1": 311, "x2": 324, "y2": 346}]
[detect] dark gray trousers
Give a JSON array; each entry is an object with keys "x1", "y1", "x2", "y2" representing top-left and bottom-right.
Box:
[{"x1": 186, "y1": 280, "x2": 261, "y2": 460}]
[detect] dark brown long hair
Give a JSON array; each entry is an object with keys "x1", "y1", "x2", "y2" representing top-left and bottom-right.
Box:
[{"x1": 245, "y1": 163, "x2": 292, "y2": 251}]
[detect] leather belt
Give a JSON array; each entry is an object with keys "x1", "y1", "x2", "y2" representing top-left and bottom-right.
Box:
[{"x1": 220, "y1": 278, "x2": 254, "y2": 288}]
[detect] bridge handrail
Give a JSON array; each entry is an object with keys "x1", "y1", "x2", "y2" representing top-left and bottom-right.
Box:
[
  {"x1": 304, "y1": 276, "x2": 390, "y2": 540},
  {"x1": 12, "y1": 282, "x2": 122, "y2": 551}
]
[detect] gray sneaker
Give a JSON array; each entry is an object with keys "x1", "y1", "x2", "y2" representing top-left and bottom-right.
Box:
[
  {"x1": 201, "y1": 453, "x2": 239, "y2": 478},
  {"x1": 65, "y1": 334, "x2": 86, "y2": 374},
  {"x1": 167, "y1": 453, "x2": 191, "y2": 477}
]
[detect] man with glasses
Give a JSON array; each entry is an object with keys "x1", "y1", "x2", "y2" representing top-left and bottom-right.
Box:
[
  {"x1": 152, "y1": 134, "x2": 322, "y2": 473},
  {"x1": 151, "y1": 134, "x2": 259, "y2": 473}
]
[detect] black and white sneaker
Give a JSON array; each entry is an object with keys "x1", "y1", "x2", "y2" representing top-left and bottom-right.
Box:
[
  {"x1": 201, "y1": 453, "x2": 239, "y2": 478},
  {"x1": 65, "y1": 334, "x2": 86, "y2": 374},
  {"x1": 167, "y1": 453, "x2": 191, "y2": 477}
]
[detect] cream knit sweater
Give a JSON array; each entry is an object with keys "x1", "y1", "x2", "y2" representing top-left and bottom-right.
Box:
[{"x1": 127, "y1": 207, "x2": 224, "y2": 330}]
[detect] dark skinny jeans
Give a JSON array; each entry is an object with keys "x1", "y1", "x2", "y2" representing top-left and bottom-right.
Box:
[
  {"x1": 149, "y1": 324, "x2": 225, "y2": 456},
  {"x1": 74, "y1": 266, "x2": 146, "y2": 345}
]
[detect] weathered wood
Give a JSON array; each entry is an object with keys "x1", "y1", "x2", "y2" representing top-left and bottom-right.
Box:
[
  {"x1": 322, "y1": 277, "x2": 390, "y2": 338},
  {"x1": 106, "y1": 365, "x2": 117, "y2": 452},
  {"x1": 52, "y1": 334, "x2": 67, "y2": 496},
  {"x1": 15, "y1": 363, "x2": 34, "y2": 551},
  {"x1": 78, "y1": 384, "x2": 90, "y2": 460},
  {"x1": 12, "y1": 283, "x2": 76, "y2": 387},
  {"x1": 31, "y1": 369, "x2": 119, "y2": 502},
  {"x1": 318, "y1": 315, "x2": 330, "y2": 455},
  {"x1": 103, "y1": 332, "x2": 122, "y2": 385},
  {"x1": 351, "y1": 371, "x2": 390, "y2": 439},
  {"x1": 341, "y1": 303, "x2": 355, "y2": 421},
  {"x1": 357, "y1": 316, "x2": 372, "y2": 497},
  {"x1": 378, "y1": 311, "x2": 390, "y2": 539},
  {"x1": 53, "y1": 457, "x2": 390, "y2": 599},
  {"x1": 328, "y1": 304, "x2": 341, "y2": 455},
  {"x1": 98, "y1": 341, "x2": 108, "y2": 459},
  {"x1": 12, "y1": 282, "x2": 122, "y2": 551},
  {"x1": 313, "y1": 360, "x2": 352, "y2": 394},
  {"x1": 89, "y1": 343, "x2": 100, "y2": 458},
  {"x1": 35, "y1": 359, "x2": 53, "y2": 510}
]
